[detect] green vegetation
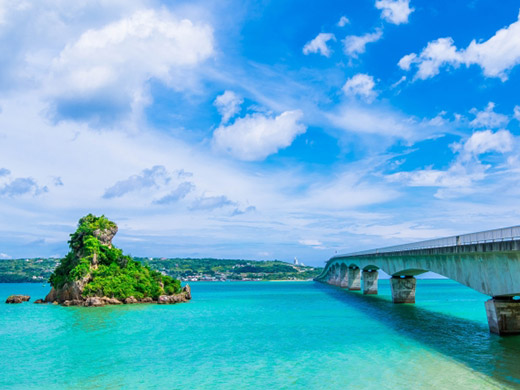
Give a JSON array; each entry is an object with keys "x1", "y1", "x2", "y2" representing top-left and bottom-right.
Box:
[
  {"x1": 0, "y1": 258, "x2": 59, "y2": 283},
  {"x1": 136, "y1": 258, "x2": 321, "y2": 281},
  {"x1": 48, "y1": 214, "x2": 181, "y2": 300}
]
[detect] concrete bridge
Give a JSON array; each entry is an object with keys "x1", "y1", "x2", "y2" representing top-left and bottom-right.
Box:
[{"x1": 315, "y1": 226, "x2": 520, "y2": 336}]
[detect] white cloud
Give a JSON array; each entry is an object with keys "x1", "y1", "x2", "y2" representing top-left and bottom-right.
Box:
[
  {"x1": 214, "y1": 91, "x2": 243, "y2": 124},
  {"x1": 342, "y1": 73, "x2": 377, "y2": 102},
  {"x1": 399, "y1": 11, "x2": 520, "y2": 81},
  {"x1": 375, "y1": 0, "x2": 414, "y2": 25},
  {"x1": 462, "y1": 129, "x2": 513, "y2": 156},
  {"x1": 303, "y1": 33, "x2": 336, "y2": 57},
  {"x1": 47, "y1": 8, "x2": 214, "y2": 121},
  {"x1": 387, "y1": 129, "x2": 515, "y2": 198},
  {"x1": 328, "y1": 104, "x2": 417, "y2": 139},
  {"x1": 397, "y1": 53, "x2": 416, "y2": 71},
  {"x1": 343, "y1": 30, "x2": 382, "y2": 58},
  {"x1": 0, "y1": 253, "x2": 10, "y2": 259},
  {"x1": 337, "y1": 16, "x2": 350, "y2": 27},
  {"x1": 212, "y1": 110, "x2": 306, "y2": 161},
  {"x1": 299, "y1": 239, "x2": 322, "y2": 246},
  {"x1": 398, "y1": 37, "x2": 463, "y2": 79},
  {"x1": 469, "y1": 102, "x2": 509, "y2": 129},
  {"x1": 513, "y1": 105, "x2": 520, "y2": 121}
]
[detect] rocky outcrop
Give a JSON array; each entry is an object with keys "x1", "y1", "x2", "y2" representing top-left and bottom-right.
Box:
[
  {"x1": 124, "y1": 296, "x2": 138, "y2": 304},
  {"x1": 157, "y1": 285, "x2": 192, "y2": 304},
  {"x1": 93, "y1": 226, "x2": 118, "y2": 247},
  {"x1": 34, "y1": 299, "x2": 45, "y2": 304},
  {"x1": 183, "y1": 285, "x2": 191, "y2": 300},
  {"x1": 6, "y1": 295, "x2": 30, "y2": 304},
  {"x1": 45, "y1": 276, "x2": 90, "y2": 304}
]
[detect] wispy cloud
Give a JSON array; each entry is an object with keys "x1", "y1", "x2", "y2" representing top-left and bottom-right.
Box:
[
  {"x1": 190, "y1": 195, "x2": 235, "y2": 211},
  {"x1": 0, "y1": 177, "x2": 48, "y2": 197},
  {"x1": 154, "y1": 182, "x2": 195, "y2": 205},
  {"x1": 103, "y1": 166, "x2": 170, "y2": 199}
]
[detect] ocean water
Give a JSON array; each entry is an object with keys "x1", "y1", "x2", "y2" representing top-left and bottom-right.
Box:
[{"x1": 1, "y1": 280, "x2": 520, "y2": 390}]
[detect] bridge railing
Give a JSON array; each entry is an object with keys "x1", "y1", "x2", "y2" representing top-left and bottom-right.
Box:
[{"x1": 332, "y1": 225, "x2": 520, "y2": 259}]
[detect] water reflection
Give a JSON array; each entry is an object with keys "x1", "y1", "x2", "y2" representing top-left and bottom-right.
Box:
[{"x1": 315, "y1": 283, "x2": 520, "y2": 388}]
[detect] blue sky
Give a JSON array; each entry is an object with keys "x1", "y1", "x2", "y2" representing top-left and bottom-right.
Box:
[{"x1": 1, "y1": 0, "x2": 520, "y2": 266}]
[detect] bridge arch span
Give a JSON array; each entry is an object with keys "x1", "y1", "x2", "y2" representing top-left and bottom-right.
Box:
[{"x1": 317, "y1": 227, "x2": 520, "y2": 335}]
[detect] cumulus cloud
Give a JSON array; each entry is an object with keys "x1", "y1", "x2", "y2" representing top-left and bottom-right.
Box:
[
  {"x1": 375, "y1": 0, "x2": 414, "y2": 25},
  {"x1": 0, "y1": 177, "x2": 48, "y2": 197},
  {"x1": 514, "y1": 106, "x2": 520, "y2": 121},
  {"x1": 303, "y1": 33, "x2": 336, "y2": 57},
  {"x1": 342, "y1": 74, "x2": 377, "y2": 102},
  {"x1": 337, "y1": 16, "x2": 350, "y2": 27},
  {"x1": 47, "y1": 9, "x2": 214, "y2": 123},
  {"x1": 212, "y1": 110, "x2": 306, "y2": 161},
  {"x1": 154, "y1": 181, "x2": 195, "y2": 205},
  {"x1": 469, "y1": 102, "x2": 509, "y2": 129},
  {"x1": 343, "y1": 30, "x2": 382, "y2": 58},
  {"x1": 214, "y1": 91, "x2": 243, "y2": 124},
  {"x1": 399, "y1": 11, "x2": 520, "y2": 81},
  {"x1": 103, "y1": 165, "x2": 169, "y2": 199},
  {"x1": 190, "y1": 195, "x2": 235, "y2": 211},
  {"x1": 460, "y1": 129, "x2": 513, "y2": 156}
]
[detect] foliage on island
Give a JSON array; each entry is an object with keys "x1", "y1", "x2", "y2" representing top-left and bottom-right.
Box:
[{"x1": 48, "y1": 214, "x2": 181, "y2": 300}]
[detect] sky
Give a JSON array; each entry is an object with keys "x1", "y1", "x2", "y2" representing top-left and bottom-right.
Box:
[{"x1": 1, "y1": 0, "x2": 520, "y2": 266}]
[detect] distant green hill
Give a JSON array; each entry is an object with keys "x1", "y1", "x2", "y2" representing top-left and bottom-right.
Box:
[{"x1": 0, "y1": 256, "x2": 321, "y2": 283}]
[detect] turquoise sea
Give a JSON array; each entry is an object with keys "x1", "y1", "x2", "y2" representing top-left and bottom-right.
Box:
[{"x1": 1, "y1": 280, "x2": 520, "y2": 390}]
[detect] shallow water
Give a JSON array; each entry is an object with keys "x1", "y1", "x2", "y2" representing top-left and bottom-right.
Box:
[{"x1": 1, "y1": 280, "x2": 520, "y2": 389}]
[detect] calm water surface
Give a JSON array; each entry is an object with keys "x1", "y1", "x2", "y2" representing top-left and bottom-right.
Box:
[{"x1": 1, "y1": 280, "x2": 520, "y2": 389}]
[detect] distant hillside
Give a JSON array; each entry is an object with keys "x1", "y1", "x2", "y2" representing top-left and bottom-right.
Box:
[
  {"x1": 137, "y1": 257, "x2": 321, "y2": 281},
  {"x1": 0, "y1": 257, "x2": 322, "y2": 282}
]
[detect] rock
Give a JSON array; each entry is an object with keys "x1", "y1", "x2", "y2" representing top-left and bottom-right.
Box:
[
  {"x1": 34, "y1": 299, "x2": 45, "y2": 304},
  {"x1": 182, "y1": 284, "x2": 192, "y2": 300},
  {"x1": 157, "y1": 293, "x2": 188, "y2": 304},
  {"x1": 92, "y1": 226, "x2": 118, "y2": 247},
  {"x1": 52, "y1": 301, "x2": 59, "y2": 305},
  {"x1": 45, "y1": 277, "x2": 89, "y2": 304},
  {"x1": 6, "y1": 295, "x2": 30, "y2": 304},
  {"x1": 101, "y1": 297, "x2": 122, "y2": 305},
  {"x1": 84, "y1": 297, "x2": 105, "y2": 307},
  {"x1": 124, "y1": 296, "x2": 138, "y2": 304},
  {"x1": 141, "y1": 297, "x2": 154, "y2": 303}
]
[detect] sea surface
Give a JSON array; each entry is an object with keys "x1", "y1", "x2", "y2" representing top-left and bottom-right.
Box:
[{"x1": 1, "y1": 280, "x2": 520, "y2": 390}]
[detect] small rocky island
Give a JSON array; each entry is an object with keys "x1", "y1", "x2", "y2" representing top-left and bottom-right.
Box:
[{"x1": 34, "y1": 214, "x2": 190, "y2": 307}]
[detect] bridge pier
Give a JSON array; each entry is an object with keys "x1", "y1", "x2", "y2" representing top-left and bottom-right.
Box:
[
  {"x1": 333, "y1": 266, "x2": 340, "y2": 286},
  {"x1": 362, "y1": 270, "x2": 378, "y2": 294},
  {"x1": 485, "y1": 298, "x2": 520, "y2": 335},
  {"x1": 348, "y1": 266, "x2": 361, "y2": 291},
  {"x1": 339, "y1": 265, "x2": 349, "y2": 288},
  {"x1": 390, "y1": 276, "x2": 416, "y2": 304}
]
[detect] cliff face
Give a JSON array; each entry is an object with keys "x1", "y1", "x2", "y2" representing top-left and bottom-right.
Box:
[{"x1": 45, "y1": 214, "x2": 188, "y2": 306}]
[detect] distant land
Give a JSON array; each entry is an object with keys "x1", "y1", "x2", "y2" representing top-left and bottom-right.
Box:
[{"x1": 0, "y1": 257, "x2": 322, "y2": 283}]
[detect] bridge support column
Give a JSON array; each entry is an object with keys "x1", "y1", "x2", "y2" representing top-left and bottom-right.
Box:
[
  {"x1": 348, "y1": 267, "x2": 361, "y2": 291},
  {"x1": 485, "y1": 298, "x2": 520, "y2": 335},
  {"x1": 339, "y1": 266, "x2": 349, "y2": 288},
  {"x1": 362, "y1": 270, "x2": 378, "y2": 295},
  {"x1": 390, "y1": 276, "x2": 416, "y2": 304}
]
